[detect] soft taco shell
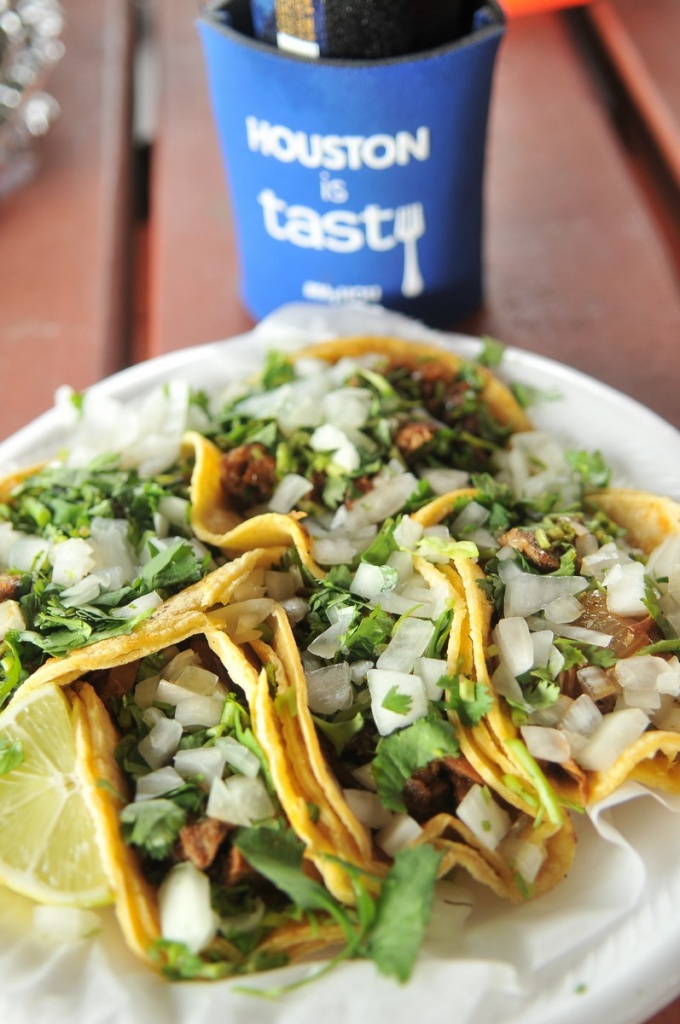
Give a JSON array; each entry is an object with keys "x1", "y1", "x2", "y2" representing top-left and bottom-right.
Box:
[
  {"x1": 64, "y1": 630, "x2": 358, "y2": 972},
  {"x1": 182, "y1": 431, "x2": 323, "y2": 578},
  {"x1": 436, "y1": 486, "x2": 680, "y2": 808},
  {"x1": 290, "y1": 336, "x2": 532, "y2": 433},
  {"x1": 21, "y1": 548, "x2": 286, "y2": 698},
  {"x1": 243, "y1": 547, "x2": 573, "y2": 901}
]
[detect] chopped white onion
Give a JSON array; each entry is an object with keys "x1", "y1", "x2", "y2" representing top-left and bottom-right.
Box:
[
  {"x1": 500, "y1": 837, "x2": 546, "y2": 885},
  {"x1": 332, "y1": 443, "x2": 361, "y2": 473},
  {"x1": 207, "y1": 774, "x2": 275, "y2": 826},
  {"x1": 570, "y1": 707, "x2": 649, "y2": 771},
  {"x1": 373, "y1": 576, "x2": 437, "y2": 619},
  {"x1": 351, "y1": 762, "x2": 377, "y2": 791},
  {"x1": 647, "y1": 535, "x2": 680, "y2": 584},
  {"x1": 580, "y1": 541, "x2": 626, "y2": 581},
  {"x1": 558, "y1": 692, "x2": 602, "y2": 737},
  {"x1": 142, "y1": 706, "x2": 164, "y2": 729},
  {"x1": 157, "y1": 495, "x2": 190, "y2": 525},
  {"x1": 621, "y1": 687, "x2": 661, "y2": 710},
  {"x1": 658, "y1": 657, "x2": 680, "y2": 696},
  {"x1": 215, "y1": 735, "x2": 262, "y2": 778},
  {"x1": 376, "y1": 618, "x2": 435, "y2": 674},
  {"x1": 321, "y1": 387, "x2": 373, "y2": 430},
  {"x1": 174, "y1": 694, "x2": 225, "y2": 728},
  {"x1": 527, "y1": 693, "x2": 573, "y2": 727},
  {"x1": 393, "y1": 515, "x2": 424, "y2": 550},
  {"x1": 110, "y1": 591, "x2": 163, "y2": 620},
  {"x1": 51, "y1": 537, "x2": 95, "y2": 587},
  {"x1": 156, "y1": 678, "x2": 200, "y2": 707},
  {"x1": 414, "y1": 657, "x2": 448, "y2": 700},
  {"x1": 614, "y1": 655, "x2": 674, "y2": 692},
  {"x1": 367, "y1": 669, "x2": 428, "y2": 736},
  {"x1": 6, "y1": 534, "x2": 50, "y2": 573},
  {"x1": 264, "y1": 569, "x2": 298, "y2": 601},
  {"x1": 173, "y1": 747, "x2": 226, "y2": 787},
  {"x1": 268, "y1": 474, "x2": 314, "y2": 514},
  {"x1": 134, "y1": 675, "x2": 160, "y2": 710},
  {"x1": 520, "y1": 725, "x2": 571, "y2": 764},
  {"x1": 456, "y1": 784, "x2": 511, "y2": 851},
  {"x1": 305, "y1": 662, "x2": 354, "y2": 715},
  {"x1": 344, "y1": 474, "x2": 419, "y2": 530},
  {"x1": 542, "y1": 594, "x2": 583, "y2": 624},
  {"x1": 548, "y1": 644, "x2": 566, "y2": 679},
  {"x1": 342, "y1": 788, "x2": 393, "y2": 829},
  {"x1": 307, "y1": 606, "x2": 355, "y2": 659},
  {"x1": 419, "y1": 468, "x2": 470, "y2": 495},
  {"x1": 526, "y1": 616, "x2": 613, "y2": 649},
  {"x1": 349, "y1": 659, "x2": 374, "y2": 683},
  {"x1": 505, "y1": 432, "x2": 578, "y2": 504},
  {"x1": 576, "y1": 665, "x2": 616, "y2": 702},
  {"x1": 449, "y1": 501, "x2": 490, "y2": 535},
  {"x1": 530, "y1": 629, "x2": 554, "y2": 669},
  {"x1": 375, "y1": 813, "x2": 423, "y2": 856},
  {"x1": 163, "y1": 648, "x2": 199, "y2": 680},
  {"x1": 277, "y1": 392, "x2": 324, "y2": 435},
  {"x1": 59, "y1": 574, "x2": 105, "y2": 608},
  {"x1": 493, "y1": 616, "x2": 534, "y2": 677},
  {"x1": 176, "y1": 664, "x2": 220, "y2": 696},
  {"x1": 0, "y1": 599, "x2": 25, "y2": 639},
  {"x1": 158, "y1": 862, "x2": 217, "y2": 954},
  {"x1": 138, "y1": 716, "x2": 183, "y2": 769},
  {"x1": 603, "y1": 561, "x2": 648, "y2": 617},
  {"x1": 491, "y1": 662, "x2": 531, "y2": 711},
  {"x1": 136, "y1": 765, "x2": 186, "y2": 800},
  {"x1": 89, "y1": 517, "x2": 137, "y2": 583},
  {"x1": 312, "y1": 536, "x2": 357, "y2": 566},
  {"x1": 280, "y1": 596, "x2": 309, "y2": 625},
  {"x1": 386, "y1": 549, "x2": 414, "y2": 582},
  {"x1": 210, "y1": 598, "x2": 275, "y2": 642},
  {"x1": 504, "y1": 572, "x2": 588, "y2": 619},
  {"x1": 309, "y1": 422, "x2": 351, "y2": 453},
  {"x1": 350, "y1": 561, "x2": 395, "y2": 601},
  {"x1": 0, "y1": 524, "x2": 17, "y2": 564}
]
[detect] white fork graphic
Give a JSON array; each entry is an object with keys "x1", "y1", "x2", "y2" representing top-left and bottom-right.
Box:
[{"x1": 393, "y1": 202, "x2": 426, "y2": 298}]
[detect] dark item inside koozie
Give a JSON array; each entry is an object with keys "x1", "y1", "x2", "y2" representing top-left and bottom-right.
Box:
[{"x1": 198, "y1": 0, "x2": 505, "y2": 327}]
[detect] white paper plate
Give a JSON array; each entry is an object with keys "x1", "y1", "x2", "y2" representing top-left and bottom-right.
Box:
[{"x1": 2, "y1": 304, "x2": 680, "y2": 1024}]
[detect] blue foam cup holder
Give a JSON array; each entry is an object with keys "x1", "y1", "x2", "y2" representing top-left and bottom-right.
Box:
[{"x1": 198, "y1": 0, "x2": 505, "y2": 327}]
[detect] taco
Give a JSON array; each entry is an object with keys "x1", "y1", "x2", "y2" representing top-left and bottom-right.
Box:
[
  {"x1": 68, "y1": 633, "x2": 351, "y2": 978},
  {"x1": 15, "y1": 579, "x2": 360, "y2": 978},
  {"x1": 184, "y1": 336, "x2": 531, "y2": 570},
  {"x1": 12, "y1": 546, "x2": 454, "y2": 981},
  {"x1": 229, "y1": 511, "x2": 576, "y2": 904},
  {"x1": 412, "y1": 470, "x2": 680, "y2": 809}
]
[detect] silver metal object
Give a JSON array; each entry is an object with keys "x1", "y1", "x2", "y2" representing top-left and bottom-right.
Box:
[{"x1": 0, "y1": 0, "x2": 64, "y2": 197}]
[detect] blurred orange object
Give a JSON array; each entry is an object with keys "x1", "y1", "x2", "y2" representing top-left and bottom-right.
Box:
[{"x1": 501, "y1": 0, "x2": 588, "y2": 14}]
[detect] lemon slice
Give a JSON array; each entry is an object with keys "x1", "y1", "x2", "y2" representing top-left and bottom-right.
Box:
[{"x1": 0, "y1": 681, "x2": 113, "y2": 907}]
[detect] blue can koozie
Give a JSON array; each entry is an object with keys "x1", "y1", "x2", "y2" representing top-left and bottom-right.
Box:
[{"x1": 198, "y1": 0, "x2": 505, "y2": 327}]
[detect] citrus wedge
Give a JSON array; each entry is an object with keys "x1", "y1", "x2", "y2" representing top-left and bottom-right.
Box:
[{"x1": 0, "y1": 681, "x2": 113, "y2": 907}]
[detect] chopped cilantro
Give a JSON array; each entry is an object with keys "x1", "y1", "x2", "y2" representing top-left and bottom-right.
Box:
[
  {"x1": 381, "y1": 686, "x2": 413, "y2": 717},
  {"x1": 443, "y1": 675, "x2": 494, "y2": 726},
  {"x1": 361, "y1": 845, "x2": 441, "y2": 982},
  {"x1": 477, "y1": 335, "x2": 505, "y2": 368},
  {"x1": 372, "y1": 716, "x2": 460, "y2": 812},
  {"x1": 565, "y1": 449, "x2": 611, "y2": 489},
  {"x1": 136, "y1": 538, "x2": 206, "y2": 593},
  {"x1": 120, "y1": 798, "x2": 188, "y2": 860},
  {"x1": 261, "y1": 350, "x2": 296, "y2": 390}
]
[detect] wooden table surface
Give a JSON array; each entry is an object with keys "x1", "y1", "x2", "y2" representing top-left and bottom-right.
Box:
[{"x1": 1, "y1": 1, "x2": 680, "y2": 1019}]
